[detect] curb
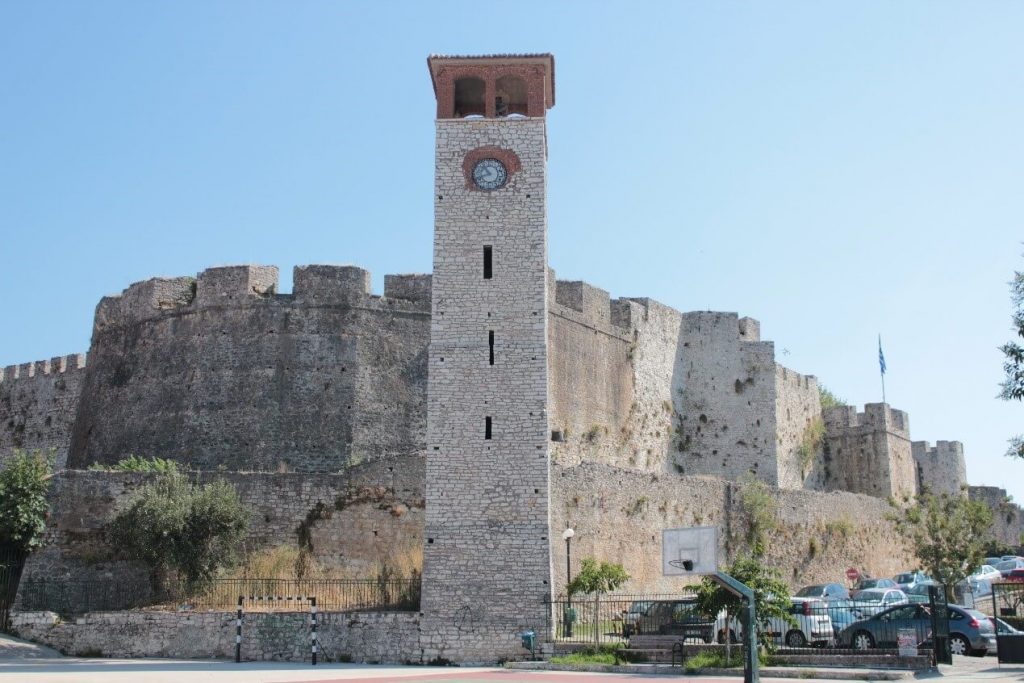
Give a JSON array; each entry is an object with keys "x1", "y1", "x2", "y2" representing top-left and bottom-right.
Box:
[{"x1": 506, "y1": 661, "x2": 915, "y2": 680}]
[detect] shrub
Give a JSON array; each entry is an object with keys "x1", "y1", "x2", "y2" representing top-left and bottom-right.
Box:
[
  {"x1": 88, "y1": 455, "x2": 179, "y2": 473},
  {"x1": 110, "y1": 471, "x2": 248, "y2": 592}
]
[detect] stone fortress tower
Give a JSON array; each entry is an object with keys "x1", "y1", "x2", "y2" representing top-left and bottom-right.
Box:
[{"x1": 420, "y1": 54, "x2": 555, "y2": 661}]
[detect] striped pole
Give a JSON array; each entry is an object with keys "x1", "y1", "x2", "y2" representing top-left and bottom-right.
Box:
[
  {"x1": 235, "y1": 595, "x2": 242, "y2": 663},
  {"x1": 310, "y1": 597, "x2": 318, "y2": 665}
]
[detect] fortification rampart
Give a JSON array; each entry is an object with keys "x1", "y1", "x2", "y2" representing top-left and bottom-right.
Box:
[
  {"x1": 912, "y1": 440, "x2": 967, "y2": 497},
  {"x1": 67, "y1": 265, "x2": 430, "y2": 473},
  {"x1": 968, "y1": 485, "x2": 1024, "y2": 548},
  {"x1": 550, "y1": 461, "x2": 913, "y2": 593},
  {"x1": 19, "y1": 454, "x2": 425, "y2": 606},
  {"x1": 822, "y1": 403, "x2": 915, "y2": 499},
  {"x1": 0, "y1": 353, "x2": 87, "y2": 469},
  {"x1": 675, "y1": 311, "x2": 781, "y2": 485},
  {"x1": 775, "y1": 366, "x2": 823, "y2": 490}
]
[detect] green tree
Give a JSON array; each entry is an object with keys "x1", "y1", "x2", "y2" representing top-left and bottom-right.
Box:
[
  {"x1": 0, "y1": 449, "x2": 54, "y2": 553},
  {"x1": 897, "y1": 492, "x2": 993, "y2": 590},
  {"x1": 1000, "y1": 267, "x2": 1024, "y2": 459},
  {"x1": 567, "y1": 558, "x2": 629, "y2": 597},
  {"x1": 695, "y1": 555, "x2": 792, "y2": 653},
  {"x1": 110, "y1": 471, "x2": 248, "y2": 593}
]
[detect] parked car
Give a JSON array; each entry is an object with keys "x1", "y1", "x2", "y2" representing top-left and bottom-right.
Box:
[
  {"x1": 1001, "y1": 556, "x2": 1023, "y2": 562},
  {"x1": 716, "y1": 597, "x2": 834, "y2": 648},
  {"x1": 969, "y1": 565, "x2": 1003, "y2": 584},
  {"x1": 984, "y1": 556, "x2": 1004, "y2": 567},
  {"x1": 794, "y1": 583, "x2": 850, "y2": 601},
  {"x1": 1007, "y1": 568, "x2": 1024, "y2": 582},
  {"x1": 825, "y1": 599, "x2": 863, "y2": 637},
  {"x1": 995, "y1": 558, "x2": 1024, "y2": 577},
  {"x1": 894, "y1": 571, "x2": 930, "y2": 592},
  {"x1": 838, "y1": 603, "x2": 996, "y2": 656},
  {"x1": 991, "y1": 617, "x2": 1023, "y2": 636},
  {"x1": 851, "y1": 588, "x2": 908, "y2": 615},
  {"x1": 623, "y1": 599, "x2": 715, "y2": 641},
  {"x1": 905, "y1": 581, "x2": 938, "y2": 604},
  {"x1": 853, "y1": 577, "x2": 898, "y2": 594}
]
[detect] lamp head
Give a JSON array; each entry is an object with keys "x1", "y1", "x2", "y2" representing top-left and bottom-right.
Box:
[{"x1": 562, "y1": 528, "x2": 575, "y2": 541}]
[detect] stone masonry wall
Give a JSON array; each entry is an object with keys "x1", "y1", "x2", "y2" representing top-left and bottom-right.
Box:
[
  {"x1": 0, "y1": 354, "x2": 86, "y2": 469},
  {"x1": 775, "y1": 366, "x2": 823, "y2": 490},
  {"x1": 12, "y1": 610, "x2": 422, "y2": 663},
  {"x1": 18, "y1": 457, "x2": 425, "y2": 603},
  {"x1": 822, "y1": 403, "x2": 916, "y2": 499},
  {"x1": 675, "y1": 311, "x2": 780, "y2": 485},
  {"x1": 969, "y1": 485, "x2": 1024, "y2": 548},
  {"x1": 422, "y1": 116, "x2": 552, "y2": 663},
  {"x1": 550, "y1": 461, "x2": 913, "y2": 594},
  {"x1": 912, "y1": 440, "x2": 967, "y2": 497},
  {"x1": 66, "y1": 265, "x2": 429, "y2": 473}
]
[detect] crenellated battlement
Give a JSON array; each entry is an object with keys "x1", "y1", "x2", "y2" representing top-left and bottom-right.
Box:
[
  {"x1": 912, "y1": 440, "x2": 967, "y2": 496},
  {"x1": 92, "y1": 264, "x2": 432, "y2": 332},
  {"x1": 546, "y1": 272, "x2": 640, "y2": 333},
  {"x1": 1, "y1": 353, "x2": 86, "y2": 383},
  {"x1": 776, "y1": 365, "x2": 817, "y2": 390},
  {"x1": 823, "y1": 402, "x2": 910, "y2": 438},
  {"x1": 383, "y1": 274, "x2": 431, "y2": 305}
]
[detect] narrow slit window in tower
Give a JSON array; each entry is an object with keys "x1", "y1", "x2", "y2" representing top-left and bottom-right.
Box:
[
  {"x1": 485, "y1": 416, "x2": 492, "y2": 440},
  {"x1": 488, "y1": 330, "x2": 495, "y2": 365},
  {"x1": 483, "y1": 245, "x2": 493, "y2": 279}
]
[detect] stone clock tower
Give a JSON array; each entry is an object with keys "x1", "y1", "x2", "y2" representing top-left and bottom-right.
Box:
[{"x1": 421, "y1": 54, "x2": 555, "y2": 662}]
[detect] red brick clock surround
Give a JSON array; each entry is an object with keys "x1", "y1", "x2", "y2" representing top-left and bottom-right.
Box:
[{"x1": 462, "y1": 146, "x2": 522, "y2": 190}]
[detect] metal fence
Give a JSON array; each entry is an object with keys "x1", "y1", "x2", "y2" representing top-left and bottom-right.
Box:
[
  {"x1": 546, "y1": 592, "x2": 699, "y2": 646},
  {"x1": 0, "y1": 547, "x2": 27, "y2": 632},
  {"x1": 544, "y1": 590, "x2": 1010, "y2": 662},
  {"x1": 17, "y1": 577, "x2": 420, "y2": 616}
]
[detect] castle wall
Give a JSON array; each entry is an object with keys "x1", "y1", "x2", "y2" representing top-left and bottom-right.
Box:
[
  {"x1": 18, "y1": 455, "x2": 425, "y2": 602},
  {"x1": 65, "y1": 265, "x2": 429, "y2": 473},
  {"x1": 12, "y1": 610, "x2": 422, "y2": 663},
  {"x1": 550, "y1": 461, "x2": 913, "y2": 594},
  {"x1": 547, "y1": 278, "x2": 635, "y2": 469},
  {"x1": 822, "y1": 403, "x2": 916, "y2": 499},
  {"x1": 0, "y1": 354, "x2": 87, "y2": 469},
  {"x1": 968, "y1": 485, "x2": 1024, "y2": 548},
  {"x1": 775, "y1": 366, "x2": 823, "y2": 490},
  {"x1": 674, "y1": 311, "x2": 779, "y2": 485},
  {"x1": 912, "y1": 440, "x2": 967, "y2": 497}
]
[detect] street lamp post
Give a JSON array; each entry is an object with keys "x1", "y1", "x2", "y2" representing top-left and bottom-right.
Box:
[{"x1": 562, "y1": 528, "x2": 575, "y2": 637}]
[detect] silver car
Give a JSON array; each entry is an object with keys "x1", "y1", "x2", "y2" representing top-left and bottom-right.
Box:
[{"x1": 839, "y1": 603, "x2": 996, "y2": 656}]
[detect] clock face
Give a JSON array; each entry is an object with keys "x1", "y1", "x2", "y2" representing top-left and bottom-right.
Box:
[{"x1": 472, "y1": 158, "x2": 508, "y2": 190}]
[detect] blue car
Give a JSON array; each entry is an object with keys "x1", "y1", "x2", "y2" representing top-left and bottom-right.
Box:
[{"x1": 838, "y1": 603, "x2": 996, "y2": 657}]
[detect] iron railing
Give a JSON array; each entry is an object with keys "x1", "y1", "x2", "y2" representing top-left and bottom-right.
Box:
[
  {"x1": 17, "y1": 577, "x2": 420, "y2": 616},
  {"x1": 544, "y1": 591, "x2": 1005, "y2": 662}
]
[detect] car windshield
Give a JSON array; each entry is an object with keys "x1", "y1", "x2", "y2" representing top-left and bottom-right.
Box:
[
  {"x1": 895, "y1": 573, "x2": 912, "y2": 583},
  {"x1": 795, "y1": 585, "x2": 824, "y2": 597},
  {"x1": 858, "y1": 590, "x2": 885, "y2": 601}
]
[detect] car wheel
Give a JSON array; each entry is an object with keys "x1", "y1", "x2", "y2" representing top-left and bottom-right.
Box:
[
  {"x1": 785, "y1": 630, "x2": 807, "y2": 648},
  {"x1": 852, "y1": 631, "x2": 875, "y2": 650},
  {"x1": 949, "y1": 634, "x2": 970, "y2": 657},
  {"x1": 703, "y1": 632, "x2": 714, "y2": 644}
]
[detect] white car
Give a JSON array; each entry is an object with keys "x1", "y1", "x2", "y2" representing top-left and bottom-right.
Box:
[
  {"x1": 851, "y1": 588, "x2": 908, "y2": 616},
  {"x1": 716, "y1": 597, "x2": 834, "y2": 648},
  {"x1": 969, "y1": 565, "x2": 1002, "y2": 583}
]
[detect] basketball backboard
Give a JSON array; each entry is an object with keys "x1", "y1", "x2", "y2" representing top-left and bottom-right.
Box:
[{"x1": 662, "y1": 526, "x2": 718, "y2": 576}]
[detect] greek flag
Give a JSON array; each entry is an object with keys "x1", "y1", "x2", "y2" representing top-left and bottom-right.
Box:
[{"x1": 878, "y1": 336, "x2": 886, "y2": 376}]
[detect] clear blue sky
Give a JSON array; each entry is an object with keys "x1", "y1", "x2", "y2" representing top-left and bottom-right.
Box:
[{"x1": 2, "y1": 2, "x2": 1022, "y2": 503}]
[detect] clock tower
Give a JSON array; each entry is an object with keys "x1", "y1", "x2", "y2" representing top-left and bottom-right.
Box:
[{"x1": 422, "y1": 54, "x2": 555, "y2": 661}]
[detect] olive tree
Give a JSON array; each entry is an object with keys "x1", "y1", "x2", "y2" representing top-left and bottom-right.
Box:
[{"x1": 110, "y1": 471, "x2": 248, "y2": 593}]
